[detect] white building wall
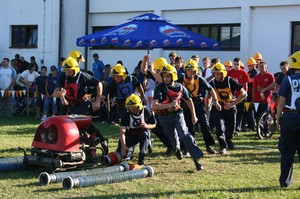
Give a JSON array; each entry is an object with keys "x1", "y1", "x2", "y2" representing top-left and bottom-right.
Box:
[
  {"x1": 0, "y1": 0, "x2": 86, "y2": 69},
  {"x1": 249, "y1": 5, "x2": 300, "y2": 69},
  {"x1": 60, "y1": 0, "x2": 87, "y2": 59},
  {"x1": 0, "y1": 0, "x2": 60, "y2": 68}
]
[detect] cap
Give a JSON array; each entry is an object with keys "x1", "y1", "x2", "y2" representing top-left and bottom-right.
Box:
[
  {"x1": 93, "y1": 53, "x2": 99, "y2": 57},
  {"x1": 50, "y1": 65, "x2": 57, "y2": 71}
]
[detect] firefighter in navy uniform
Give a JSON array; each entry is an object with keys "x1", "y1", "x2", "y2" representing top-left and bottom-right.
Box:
[
  {"x1": 102, "y1": 64, "x2": 145, "y2": 122},
  {"x1": 53, "y1": 57, "x2": 108, "y2": 156},
  {"x1": 117, "y1": 94, "x2": 156, "y2": 165},
  {"x1": 209, "y1": 63, "x2": 247, "y2": 154},
  {"x1": 152, "y1": 64, "x2": 204, "y2": 171},
  {"x1": 177, "y1": 59, "x2": 218, "y2": 154},
  {"x1": 141, "y1": 55, "x2": 173, "y2": 155},
  {"x1": 277, "y1": 51, "x2": 300, "y2": 188},
  {"x1": 54, "y1": 57, "x2": 102, "y2": 114}
]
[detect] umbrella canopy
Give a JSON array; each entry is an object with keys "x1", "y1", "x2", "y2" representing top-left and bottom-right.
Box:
[{"x1": 77, "y1": 13, "x2": 220, "y2": 50}]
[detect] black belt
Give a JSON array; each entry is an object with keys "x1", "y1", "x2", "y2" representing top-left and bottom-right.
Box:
[
  {"x1": 67, "y1": 99, "x2": 84, "y2": 106},
  {"x1": 156, "y1": 108, "x2": 181, "y2": 115},
  {"x1": 191, "y1": 97, "x2": 203, "y2": 103},
  {"x1": 283, "y1": 108, "x2": 300, "y2": 113}
]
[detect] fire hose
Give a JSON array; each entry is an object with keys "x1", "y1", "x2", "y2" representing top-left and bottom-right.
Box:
[
  {"x1": 0, "y1": 156, "x2": 26, "y2": 172},
  {"x1": 62, "y1": 166, "x2": 154, "y2": 189},
  {"x1": 39, "y1": 162, "x2": 129, "y2": 185}
]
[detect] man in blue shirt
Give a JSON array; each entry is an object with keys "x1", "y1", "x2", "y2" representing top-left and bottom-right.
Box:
[
  {"x1": 92, "y1": 53, "x2": 105, "y2": 81},
  {"x1": 56, "y1": 57, "x2": 65, "y2": 77}
]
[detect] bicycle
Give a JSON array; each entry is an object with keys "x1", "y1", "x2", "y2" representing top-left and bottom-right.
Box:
[{"x1": 256, "y1": 93, "x2": 278, "y2": 139}]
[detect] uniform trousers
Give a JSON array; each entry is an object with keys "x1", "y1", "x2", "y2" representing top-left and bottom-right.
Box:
[
  {"x1": 279, "y1": 113, "x2": 300, "y2": 188},
  {"x1": 156, "y1": 109, "x2": 203, "y2": 160}
]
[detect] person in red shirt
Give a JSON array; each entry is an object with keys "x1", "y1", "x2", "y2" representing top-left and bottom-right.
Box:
[
  {"x1": 224, "y1": 60, "x2": 233, "y2": 72},
  {"x1": 227, "y1": 58, "x2": 250, "y2": 132},
  {"x1": 254, "y1": 52, "x2": 263, "y2": 65},
  {"x1": 242, "y1": 57, "x2": 259, "y2": 131},
  {"x1": 252, "y1": 61, "x2": 275, "y2": 122}
]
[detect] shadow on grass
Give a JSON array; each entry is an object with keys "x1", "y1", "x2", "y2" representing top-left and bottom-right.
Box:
[
  {"x1": 58, "y1": 186, "x2": 282, "y2": 199},
  {"x1": 0, "y1": 148, "x2": 24, "y2": 156},
  {"x1": 0, "y1": 116, "x2": 39, "y2": 125},
  {"x1": 0, "y1": 169, "x2": 41, "y2": 180},
  {"x1": 214, "y1": 150, "x2": 280, "y2": 164}
]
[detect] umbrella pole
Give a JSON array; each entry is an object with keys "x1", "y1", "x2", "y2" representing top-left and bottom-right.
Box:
[
  {"x1": 26, "y1": 86, "x2": 29, "y2": 116},
  {"x1": 107, "y1": 94, "x2": 110, "y2": 120}
]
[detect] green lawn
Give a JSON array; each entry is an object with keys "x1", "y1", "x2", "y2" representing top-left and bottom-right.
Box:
[{"x1": 0, "y1": 116, "x2": 299, "y2": 199}]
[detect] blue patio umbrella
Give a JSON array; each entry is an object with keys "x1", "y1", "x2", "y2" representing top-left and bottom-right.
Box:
[{"x1": 76, "y1": 13, "x2": 221, "y2": 51}]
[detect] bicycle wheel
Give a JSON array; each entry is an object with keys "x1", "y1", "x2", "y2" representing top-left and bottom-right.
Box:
[{"x1": 257, "y1": 110, "x2": 277, "y2": 139}]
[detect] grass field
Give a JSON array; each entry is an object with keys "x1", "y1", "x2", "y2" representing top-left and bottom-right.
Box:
[{"x1": 0, "y1": 116, "x2": 300, "y2": 199}]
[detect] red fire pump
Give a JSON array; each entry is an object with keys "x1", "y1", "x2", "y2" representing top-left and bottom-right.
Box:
[{"x1": 20, "y1": 115, "x2": 108, "y2": 171}]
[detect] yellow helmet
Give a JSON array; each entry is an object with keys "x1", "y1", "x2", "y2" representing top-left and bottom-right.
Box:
[
  {"x1": 62, "y1": 57, "x2": 80, "y2": 74},
  {"x1": 253, "y1": 52, "x2": 262, "y2": 60},
  {"x1": 240, "y1": 61, "x2": 245, "y2": 69},
  {"x1": 125, "y1": 94, "x2": 143, "y2": 110},
  {"x1": 224, "y1": 60, "x2": 233, "y2": 67},
  {"x1": 247, "y1": 57, "x2": 257, "y2": 66},
  {"x1": 212, "y1": 63, "x2": 227, "y2": 77},
  {"x1": 68, "y1": 50, "x2": 85, "y2": 62},
  {"x1": 153, "y1": 57, "x2": 168, "y2": 71},
  {"x1": 184, "y1": 59, "x2": 198, "y2": 74},
  {"x1": 290, "y1": 51, "x2": 300, "y2": 70},
  {"x1": 160, "y1": 64, "x2": 178, "y2": 81},
  {"x1": 110, "y1": 64, "x2": 127, "y2": 80}
]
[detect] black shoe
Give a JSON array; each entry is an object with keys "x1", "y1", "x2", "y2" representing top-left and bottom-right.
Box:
[
  {"x1": 165, "y1": 147, "x2": 173, "y2": 156},
  {"x1": 125, "y1": 151, "x2": 133, "y2": 160},
  {"x1": 241, "y1": 127, "x2": 249, "y2": 132},
  {"x1": 206, "y1": 146, "x2": 217, "y2": 154},
  {"x1": 101, "y1": 139, "x2": 109, "y2": 155},
  {"x1": 138, "y1": 154, "x2": 145, "y2": 165},
  {"x1": 219, "y1": 148, "x2": 227, "y2": 155},
  {"x1": 182, "y1": 150, "x2": 191, "y2": 157},
  {"x1": 193, "y1": 159, "x2": 204, "y2": 171},
  {"x1": 175, "y1": 150, "x2": 183, "y2": 160},
  {"x1": 227, "y1": 140, "x2": 235, "y2": 150},
  {"x1": 248, "y1": 127, "x2": 255, "y2": 131}
]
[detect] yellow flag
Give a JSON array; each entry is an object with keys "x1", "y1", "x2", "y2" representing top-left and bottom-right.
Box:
[{"x1": 244, "y1": 102, "x2": 251, "y2": 112}]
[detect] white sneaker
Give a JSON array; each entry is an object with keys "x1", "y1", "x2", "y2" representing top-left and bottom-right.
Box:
[{"x1": 41, "y1": 115, "x2": 47, "y2": 121}]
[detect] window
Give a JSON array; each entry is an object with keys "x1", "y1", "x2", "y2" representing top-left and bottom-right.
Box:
[
  {"x1": 181, "y1": 24, "x2": 240, "y2": 50},
  {"x1": 11, "y1": 25, "x2": 38, "y2": 48},
  {"x1": 291, "y1": 22, "x2": 300, "y2": 53}
]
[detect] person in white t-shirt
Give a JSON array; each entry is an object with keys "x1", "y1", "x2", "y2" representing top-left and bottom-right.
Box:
[
  {"x1": 0, "y1": 58, "x2": 17, "y2": 117},
  {"x1": 17, "y1": 63, "x2": 40, "y2": 90}
]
